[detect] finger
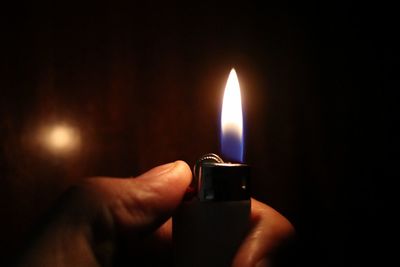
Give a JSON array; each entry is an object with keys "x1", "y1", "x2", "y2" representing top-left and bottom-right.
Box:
[
  {"x1": 232, "y1": 198, "x2": 295, "y2": 267},
  {"x1": 118, "y1": 217, "x2": 174, "y2": 267},
  {"x1": 112, "y1": 160, "x2": 192, "y2": 234},
  {"x1": 82, "y1": 161, "x2": 191, "y2": 237},
  {"x1": 153, "y1": 218, "x2": 173, "y2": 244},
  {"x1": 135, "y1": 218, "x2": 173, "y2": 256}
]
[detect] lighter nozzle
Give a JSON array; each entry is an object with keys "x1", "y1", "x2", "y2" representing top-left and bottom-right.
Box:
[
  {"x1": 184, "y1": 153, "x2": 224, "y2": 200},
  {"x1": 193, "y1": 153, "x2": 224, "y2": 178}
]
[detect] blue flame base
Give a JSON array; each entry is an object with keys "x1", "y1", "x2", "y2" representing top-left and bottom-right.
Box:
[{"x1": 221, "y1": 132, "x2": 243, "y2": 163}]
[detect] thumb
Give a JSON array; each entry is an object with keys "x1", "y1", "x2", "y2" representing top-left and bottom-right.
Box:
[{"x1": 109, "y1": 160, "x2": 192, "y2": 234}]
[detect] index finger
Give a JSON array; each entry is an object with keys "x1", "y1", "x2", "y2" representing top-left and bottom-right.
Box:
[
  {"x1": 232, "y1": 198, "x2": 295, "y2": 267},
  {"x1": 149, "y1": 199, "x2": 294, "y2": 267}
]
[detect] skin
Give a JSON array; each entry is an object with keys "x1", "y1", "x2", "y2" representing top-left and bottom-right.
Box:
[{"x1": 17, "y1": 161, "x2": 294, "y2": 267}]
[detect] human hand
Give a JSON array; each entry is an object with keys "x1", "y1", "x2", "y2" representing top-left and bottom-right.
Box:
[{"x1": 18, "y1": 161, "x2": 294, "y2": 267}]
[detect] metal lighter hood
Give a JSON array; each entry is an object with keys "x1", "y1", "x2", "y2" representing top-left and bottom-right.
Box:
[{"x1": 192, "y1": 153, "x2": 250, "y2": 201}]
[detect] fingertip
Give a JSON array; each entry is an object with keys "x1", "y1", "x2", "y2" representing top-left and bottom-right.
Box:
[
  {"x1": 136, "y1": 160, "x2": 192, "y2": 189},
  {"x1": 232, "y1": 198, "x2": 295, "y2": 267},
  {"x1": 170, "y1": 160, "x2": 192, "y2": 188},
  {"x1": 251, "y1": 199, "x2": 295, "y2": 235},
  {"x1": 134, "y1": 160, "x2": 192, "y2": 208},
  {"x1": 111, "y1": 161, "x2": 192, "y2": 233}
]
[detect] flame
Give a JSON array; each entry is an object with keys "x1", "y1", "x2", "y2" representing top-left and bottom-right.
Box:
[{"x1": 221, "y1": 68, "x2": 243, "y2": 162}]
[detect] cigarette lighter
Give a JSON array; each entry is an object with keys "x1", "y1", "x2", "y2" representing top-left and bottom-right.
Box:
[
  {"x1": 173, "y1": 153, "x2": 250, "y2": 267},
  {"x1": 173, "y1": 68, "x2": 249, "y2": 267}
]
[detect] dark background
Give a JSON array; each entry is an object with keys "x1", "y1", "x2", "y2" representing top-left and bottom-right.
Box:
[{"x1": 1, "y1": 1, "x2": 397, "y2": 266}]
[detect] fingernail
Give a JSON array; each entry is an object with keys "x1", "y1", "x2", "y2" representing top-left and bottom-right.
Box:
[
  {"x1": 255, "y1": 258, "x2": 269, "y2": 267},
  {"x1": 141, "y1": 162, "x2": 176, "y2": 178},
  {"x1": 155, "y1": 162, "x2": 176, "y2": 175}
]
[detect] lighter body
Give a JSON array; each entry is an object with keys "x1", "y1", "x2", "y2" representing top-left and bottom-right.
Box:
[
  {"x1": 173, "y1": 199, "x2": 250, "y2": 267},
  {"x1": 173, "y1": 154, "x2": 251, "y2": 267}
]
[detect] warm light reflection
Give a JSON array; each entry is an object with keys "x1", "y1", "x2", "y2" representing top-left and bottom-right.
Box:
[
  {"x1": 221, "y1": 68, "x2": 243, "y2": 162},
  {"x1": 41, "y1": 124, "x2": 81, "y2": 154}
]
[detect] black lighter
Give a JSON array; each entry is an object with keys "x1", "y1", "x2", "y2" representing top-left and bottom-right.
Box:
[
  {"x1": 173, "y1": 69, "x2": 251, "y2": 267},
  {"x1": 173, "y1": 153, "x2": 250, "y2": 267}
]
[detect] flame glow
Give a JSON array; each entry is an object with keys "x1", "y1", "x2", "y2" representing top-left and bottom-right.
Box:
[
  {"x1": 41, "y1": 124, "x2": 81, "y2": 154},
  {"x1": 221, "y1": 68, "x2": 243, "y2": 162}
]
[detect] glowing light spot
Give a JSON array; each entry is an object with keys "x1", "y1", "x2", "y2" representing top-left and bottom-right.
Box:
[
  {"x1": 41, "y1": 124, "x2": 81, "y2": 154},
  {"x1": 49, "y1": 126, "x2": 73, "y2": 149}
]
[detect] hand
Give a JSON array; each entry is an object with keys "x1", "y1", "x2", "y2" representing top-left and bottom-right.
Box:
[{"x1": 18, "y1": 161, "x2": 294, "y2": 267}]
